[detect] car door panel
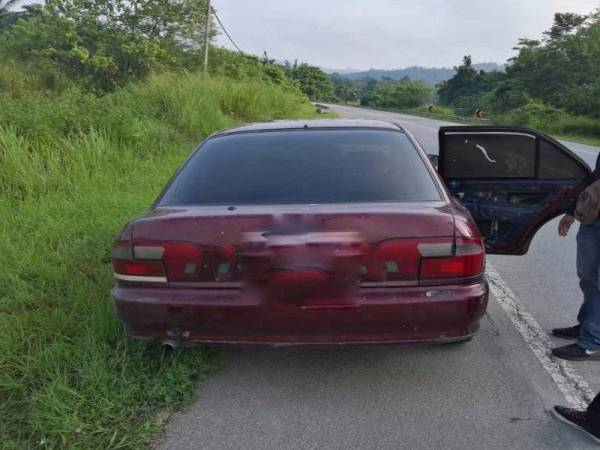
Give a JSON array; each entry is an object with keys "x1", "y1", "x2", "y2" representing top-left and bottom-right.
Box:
[{"x1": 439, "y1": 127, "x2": 590, "y2": 255}]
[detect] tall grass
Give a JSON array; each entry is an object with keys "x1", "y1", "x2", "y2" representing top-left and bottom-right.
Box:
[
  {"x1": 0, "y1": 71, "x2": 317, "y2": 449},
  {"x1": 0, "y1": 57, "x2": 70, "y2": 98}
]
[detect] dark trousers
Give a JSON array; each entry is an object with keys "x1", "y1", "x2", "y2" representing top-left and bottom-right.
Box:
[
  {"x1": 589, "y1": 393, "x2": 600, "y2": 431},
  {"x1": 576, "y1": 222, "x2": 600, "y2": 350}
]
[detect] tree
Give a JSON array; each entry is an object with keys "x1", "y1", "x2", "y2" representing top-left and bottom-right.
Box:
[
  {"x1": 0, "y1": 0, "x2": 21, "y2": 30},
  {"x1": 437, "y1": 55, "x2": 477, "y2": 105},
  {"x1": 2, "y1": 0, "x2": 217, "y2": 90},
  {"x1": 207, "y1": 47, "x2": 301, "y2": 93},
  {"x1": 0, "y1": 0, "x2": 19, "y2": 17},
  {"x1": 361, "y1": 80, "x2": 432, "y2": 109},
  {"x1": 45, "y1": 0, "x2": 216, "y2": 48},
  {"x1": 544, "y1": 12, "x2": 587, "y2": 41},
  {"x1": 330, "y1": 73, "x2": 358, "y2": 103},
  {"x1": 436, "y1": 55, "x2": 504, "y2": 115},
  {"x1": 490, "y1": 80, "x2": 528, "y2": 114},
  {"x1": 437, "y1": 6, "x2": 600, "y2": 119},
  {"x1": 285, "y1": 61, "x2": 333, "y2": 101},
  {"x1": 500, "y1": 9, "x2": 600, "y2": 116}
]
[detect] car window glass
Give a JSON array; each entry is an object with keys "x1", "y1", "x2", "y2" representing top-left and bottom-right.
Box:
[
  {"x1": 443, "y1": 133, "x2": 536, "y2": 179},
  {"x1": 539, "y1": 139, "x2": 588, "y2": 179},
  {"x1": 159, "y1": 129, "x2": 441, "y2": 205}
]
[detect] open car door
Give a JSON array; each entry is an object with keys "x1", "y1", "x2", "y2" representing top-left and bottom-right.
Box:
[{"x1": 438, "y1": 126, "x2": 591, "y2": 255}]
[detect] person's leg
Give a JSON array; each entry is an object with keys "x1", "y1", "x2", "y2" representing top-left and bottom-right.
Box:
[
  {"x1": 576, "y1": 224, "x2": 595, "y2": 325},
  {"x1": 577, "y1": 222, "x2": 600, "y2": 350}
]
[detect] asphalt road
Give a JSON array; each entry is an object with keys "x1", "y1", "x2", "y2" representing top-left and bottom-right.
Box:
[{"x1": 161, "y1": 105, "x2": 600, "y2": 450}]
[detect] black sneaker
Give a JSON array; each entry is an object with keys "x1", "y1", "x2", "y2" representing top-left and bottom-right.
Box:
[
  {"x1": 552, "y1": 325, "x2": 580, "y2": 339},
  {"x1": 552, "y1": 343, "x2": 600, "y2": 361},
  {"x1": 552, "y1": 406, "x2": 600, "y2": 444}
]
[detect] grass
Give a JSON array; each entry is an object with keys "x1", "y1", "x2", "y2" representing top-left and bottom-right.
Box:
[{"x1": 0, "y1": 71, "x2": 319, "y2": 449}]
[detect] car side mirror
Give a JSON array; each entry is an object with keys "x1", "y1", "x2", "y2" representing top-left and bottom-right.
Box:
[{"x1": 428, "y1": 154, "x2": 439, "y2": 170}]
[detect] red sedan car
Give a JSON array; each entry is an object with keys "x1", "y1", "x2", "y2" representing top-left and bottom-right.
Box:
[{"x1": 111, "y1": 120, "x2": 590, "y2": 346}]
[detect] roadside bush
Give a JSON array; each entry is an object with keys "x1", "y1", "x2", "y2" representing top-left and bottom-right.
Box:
[
  {"x1": 503, "y1": 101, "x2": 565, "y2": 129},
  {"x1": 498, "y1": 101, "x2": 600, "y2": 138},
  {"x1": 557, "y1": 115, "x2": 600, "y2": 138}
]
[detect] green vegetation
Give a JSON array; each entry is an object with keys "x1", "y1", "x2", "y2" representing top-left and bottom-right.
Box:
[
  {"x1": 0, "y1": 1, "x2": 322, "y2": 448},
  {"x1": 0, "y1": 0, "x2": 331, "y2": 100},
  {"x1": 0, "y1": 71, "x2": 317, "y2": 450},
  {"x1": 328, "y1": 74, "x2": 434, "y2": 109},
  {"x1": 0, "y1": 70, "x2": 317, "y2": 450},
  {"x1": 284, "y1": 59, "x2": 334, "y2": 101},
  {"x1": 329, "y1": 73, "x2": 434, "y2": 109},
  {"x1": 361, "y1": 80, "x2": 432, "y2": 109},
  {"x1": 329, "y1": 7, "x2": 600, "y2": 144},
  {"x1": 436, "y1": 9, "x2": 600, "y2": 141},
  {"x1": 1, "y1": 0, "x2": 217, "y2": 91}
]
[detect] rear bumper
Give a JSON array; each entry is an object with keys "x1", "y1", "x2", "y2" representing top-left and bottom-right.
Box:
[{"x1": 112, "y1": 280, "x2": 489, "y2": 346}]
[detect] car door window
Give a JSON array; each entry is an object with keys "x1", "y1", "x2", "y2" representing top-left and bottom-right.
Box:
[
  {"x1": 439, "y1": 126, "x2": 590, "y2": 255},
  {"x1": 539, "y1": 139, "x2": 589, "y2": 179},
  {"x1": 442, "y1": 132, "x2": 536, "y2": 179}
]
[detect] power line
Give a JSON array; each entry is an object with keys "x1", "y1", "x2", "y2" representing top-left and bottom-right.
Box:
[{"x1": 212, "y1": 9, "x2": 243, "y2": 53}]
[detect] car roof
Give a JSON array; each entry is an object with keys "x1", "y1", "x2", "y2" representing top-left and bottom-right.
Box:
[{"x1": 214, "y1": 119, "x2": 405, "y2": 136}]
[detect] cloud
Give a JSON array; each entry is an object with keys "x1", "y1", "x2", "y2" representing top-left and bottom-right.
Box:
[{"x1": 212, "y1": 0, "x2": 600, "y2": 69}]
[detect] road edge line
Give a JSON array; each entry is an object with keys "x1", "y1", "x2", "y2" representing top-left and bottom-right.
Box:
[{"x1": 486, "y1": 263, "x2": 594, "y2": 409}]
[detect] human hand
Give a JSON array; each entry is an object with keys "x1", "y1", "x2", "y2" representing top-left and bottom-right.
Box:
[{"x1": 558, "y1": 215, "x2": 575, "y2": 237}]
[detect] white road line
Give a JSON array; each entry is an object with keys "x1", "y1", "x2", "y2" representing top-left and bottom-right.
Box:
[{"x1": 486, "y1": 263, "x2": 595, "y2": 409}]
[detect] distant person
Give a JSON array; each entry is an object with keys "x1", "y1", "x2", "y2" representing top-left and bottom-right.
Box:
[{"x1": 552, "y1": 153, "x2": 600, "y2": 361}]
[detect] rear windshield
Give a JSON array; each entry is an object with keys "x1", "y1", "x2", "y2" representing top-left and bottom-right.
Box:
[{"x1": 158, "y1": 129, "x2": 441, "y2": 205}]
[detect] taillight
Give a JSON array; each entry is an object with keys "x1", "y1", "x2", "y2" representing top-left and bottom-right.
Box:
[
  {"x1": 366, "y1": 238, "x2": 456, "y2": 282},
  {"x1": 420, "y1": 238, "x2": 484, "y2": 281},
  {"x1": 112, "y1": 241, "x2": 203, "y2": 284},
  {"x1": 368, "y1": 239, "x2": 422, "y2": 282},
  {"x1": 363, "y1": 237, "x2": 484, "y2": 286}
]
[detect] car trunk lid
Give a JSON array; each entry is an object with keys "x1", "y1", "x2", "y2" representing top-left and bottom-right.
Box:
[{"x1": 124, "y1": 203, "x2": 456, "y2": 291}]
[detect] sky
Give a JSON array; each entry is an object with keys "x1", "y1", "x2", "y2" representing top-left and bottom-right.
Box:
[{"x1": 212, "y1": 0, "x2": 600, "y2": 70}]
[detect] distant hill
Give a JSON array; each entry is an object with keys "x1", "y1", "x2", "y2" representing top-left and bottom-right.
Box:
[
  {"x1": 333, "y1": 63, "x2": 503, "y2": 86},
  {"x1": 322, "y1": 68, "x2": 364, "y2": 75}
]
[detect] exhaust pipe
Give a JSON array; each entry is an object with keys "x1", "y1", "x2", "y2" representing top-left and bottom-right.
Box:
[
  {"x1": 161, "y1": 328, "x2": 190, "y2": 350},
  {"x1": 161, "y1": 339, "x2": 178, "y2": 350}
]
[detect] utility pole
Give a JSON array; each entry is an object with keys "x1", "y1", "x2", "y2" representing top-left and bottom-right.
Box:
[{"x1": 203, "y1": 0, "x2": 211, "y2": 73}]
